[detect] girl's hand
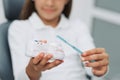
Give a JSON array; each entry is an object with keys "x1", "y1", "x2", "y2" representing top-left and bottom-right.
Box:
[
  {"x1": 26, "y1": 52, "x2": 63, "y2": 80},
  {"x1": 81, "y1": 48, "x2": 109, "y2": 77}
]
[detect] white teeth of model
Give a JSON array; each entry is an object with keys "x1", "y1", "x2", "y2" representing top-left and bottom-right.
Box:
[{"x1": 26, "y1": 40, "x2": 65, "y2": 62}]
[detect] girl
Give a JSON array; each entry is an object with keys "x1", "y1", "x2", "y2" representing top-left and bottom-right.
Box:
[{"x1": 8, "y1": 0, "x2": 109, "y2": 80}]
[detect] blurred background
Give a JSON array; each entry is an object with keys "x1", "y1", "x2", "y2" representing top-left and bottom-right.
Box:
[{"x1": 0, "y1": 0, "x2": 120, "y2": 80}]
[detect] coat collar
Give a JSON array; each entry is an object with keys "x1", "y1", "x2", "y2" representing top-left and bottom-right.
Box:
[{"x1": 29, "y1": 12, "x2": 69, "y2": 30}]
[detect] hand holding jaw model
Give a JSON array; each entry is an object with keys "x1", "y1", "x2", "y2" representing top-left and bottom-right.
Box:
[{"x1": 26, "y1": 40, "x2": 65, "y2": 62}]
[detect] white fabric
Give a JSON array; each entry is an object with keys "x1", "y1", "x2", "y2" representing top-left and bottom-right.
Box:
[{"x1": 8, "y1": 12, "x2": 104, "y2": 80}]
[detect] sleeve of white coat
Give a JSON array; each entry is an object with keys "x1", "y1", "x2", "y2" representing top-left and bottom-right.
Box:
[
  {"x1": 75, "y1": 20, "x2": 108, "y2": 80},
  {"x1": 8, "y1": 21, "x2": 30, "y2": 80}
]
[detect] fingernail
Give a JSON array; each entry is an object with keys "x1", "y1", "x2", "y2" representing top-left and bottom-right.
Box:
[
  {"x1": 81, "y1": 57, "x2": 85, "y2": 61},
  {"x1": 48, "y1": 55, "x2": 52, "y2": 58},
  {"x1": 81, "y1": 52, "x2": 86, "y2": 56},
  {"x1": 56, "y1": 60, "x2": 62, "y2": 64},
  {"x1": 85, "y1": 63, "x2": 89, "y2": 67}
]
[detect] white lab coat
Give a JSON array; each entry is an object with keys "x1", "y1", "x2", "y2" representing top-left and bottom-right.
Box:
[{"x1": 8, "y1": 12, "x2": 105, "y2": 80}]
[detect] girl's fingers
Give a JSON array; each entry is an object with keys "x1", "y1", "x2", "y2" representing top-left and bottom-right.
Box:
[
  {"x1": 84, "y1": 59, "x2": 108, "y2": 67},
  {"x1": 38, "y1": 54, "x2": 53, "y2": 67},
  {"x1": 81, "y1": 52, "x2": 108, "y2": 61},
  {"x1": 82, "y1": 48, "x2": 105, "y2": 57},
  {"x1": 32, "y1": 53, "x2": 63, "y2": 72},
  {"x1": 92, "y1": 66, "x2": 107, "y2": 76},
  {"x1": 81, "y1": 48, "x2": 108, "y2": 63},
  {"x1": 43, "y1": 60, "x2": 63, "y2": 70},
  {"x1": 32, "y1": 53, "x2": 44, "y2": 65},
  {"x1": 32, "y1": 54, "x2": 53, "y2": 71}
]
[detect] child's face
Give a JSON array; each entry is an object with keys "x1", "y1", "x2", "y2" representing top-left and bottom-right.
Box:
[{"x1": 34, "y1": 0, "x2": 68, "y2": 21}]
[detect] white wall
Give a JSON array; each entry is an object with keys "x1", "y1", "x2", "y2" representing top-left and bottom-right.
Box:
[
  {"x1": 70, "y1": 0, "x2": 94, "y2": 31},
  {"x1": 0, "y1": 0, "x2": 7, "y2": 24},
  {"x1": 71, "y1": 0, "x2": 93, "y2": 25}
]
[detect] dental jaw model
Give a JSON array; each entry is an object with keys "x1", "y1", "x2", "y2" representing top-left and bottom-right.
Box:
[{"x1": 26, "y1": 40, "x2": 65, "y2": 62}]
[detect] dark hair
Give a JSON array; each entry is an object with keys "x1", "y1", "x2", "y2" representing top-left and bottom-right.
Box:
[{"x1": 19, "y1": 0, "x2": 72, "y2": 20}]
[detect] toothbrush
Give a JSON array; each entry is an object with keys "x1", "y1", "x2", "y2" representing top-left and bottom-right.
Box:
[
  {"x1": 56, "y1": 35, "x2": 83, "y2": 54},
  {"x1": 56, "y1": 35, "x2": 95, "y2": 62}
]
